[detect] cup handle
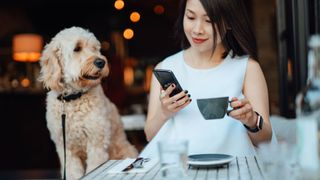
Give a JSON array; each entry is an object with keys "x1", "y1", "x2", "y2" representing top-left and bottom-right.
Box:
[{"x1": 227, "y1": 100, "x2": 239, "y2": 116}]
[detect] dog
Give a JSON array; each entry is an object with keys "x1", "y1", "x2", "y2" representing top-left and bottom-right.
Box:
[{"x1": 38, "y1": 27, "x2": 138, "y2": 180}]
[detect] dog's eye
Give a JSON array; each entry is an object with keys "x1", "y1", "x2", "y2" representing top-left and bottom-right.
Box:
[{"x1": 74, "y1": 46, "x2": 82, "y2": 52}]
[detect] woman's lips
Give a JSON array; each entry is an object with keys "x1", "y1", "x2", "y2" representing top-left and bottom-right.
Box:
[{"x1": 192, "y1": 37, "x2": 207, "y2": 44}]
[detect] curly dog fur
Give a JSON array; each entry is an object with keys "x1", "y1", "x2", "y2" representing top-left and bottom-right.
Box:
[{"x1": 38, "y1": 27, "x2": 138, "y2": 180}]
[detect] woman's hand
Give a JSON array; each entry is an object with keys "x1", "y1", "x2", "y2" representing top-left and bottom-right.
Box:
[
  {"x1": 159, "y1": 84, "x2": 191, "y2": 119},
  {"x1": 228, "y1": 97, "x2": 258, "y2": 128}
]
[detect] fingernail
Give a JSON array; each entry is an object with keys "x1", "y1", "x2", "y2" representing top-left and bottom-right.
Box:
[
  {"x1": 190, "y1": 99, "x2": 192, "y2": 102},
  {"x1": 188, "y1": 94, "x2": 191, "y2": 97},
  {"x1": 184, "y1": 90, "x2": 188, "y2": 93},
  {"x1": 171, "y1": 84, "x2": 175, "y2": 87}
]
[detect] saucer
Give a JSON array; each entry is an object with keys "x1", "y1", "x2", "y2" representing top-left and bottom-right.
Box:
[{"x1": 188, "y1": 154, "x2": 234, "y2": 167}]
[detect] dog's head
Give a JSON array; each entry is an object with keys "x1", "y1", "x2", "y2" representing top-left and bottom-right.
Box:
[{"x1": 38, "y1": 27, "x2": 109, "y2": 93}]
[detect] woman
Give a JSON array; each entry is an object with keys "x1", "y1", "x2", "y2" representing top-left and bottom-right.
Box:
[{"x1": 141, "y1": 0, "x2": 273, "y2": 157}]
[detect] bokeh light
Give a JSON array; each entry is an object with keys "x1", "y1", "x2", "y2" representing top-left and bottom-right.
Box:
[
  {"x1": 101, "y1": 41, "x2": 110, "y2": 51},
  {"x1": 21, "y1": 78, "x2": 30, "y2": 87},
  {"x1": 123, "y1": 28, "x2": 134, "y2": 40},
  {"x1": 153, "y1": 5, "x2": 165, "y2": 15},
  {"x1": 114, "y1": 0, "x2": 125, "y2": 10},
  {"x1": 130, "y1": 12, "x2": 140, "y2": 23}
]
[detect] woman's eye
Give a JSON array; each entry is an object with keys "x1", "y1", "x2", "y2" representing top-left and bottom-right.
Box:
[
  {"x1": 186, "y1": 16, "x2": 195, "y2": 20},
  {"x1": 206, "y1": 19, "x2": 212, "y2": 23},
  {"x1": 74, "y1": 46, "x2": 82, "y2": 52}
]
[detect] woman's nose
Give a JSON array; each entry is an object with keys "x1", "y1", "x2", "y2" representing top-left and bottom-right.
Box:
[{"x1": 192, "y1": 21, "x2": 204, "y2": 35}]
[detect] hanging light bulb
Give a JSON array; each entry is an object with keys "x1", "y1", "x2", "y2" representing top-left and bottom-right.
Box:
[
  {"x1": 130, "y1": 12, "x2": 140, "y2": 23},
  {"x1": 114, "y1": 0, "x2": 125, "y2": 10},
  {"x1": 123, "y1": 28, "x2": 134, "y2": 40}
]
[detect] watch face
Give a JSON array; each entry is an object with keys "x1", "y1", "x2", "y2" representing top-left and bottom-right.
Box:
[
  {"x1": 258, "y1": 114, "x2": 263, "y2": 129},
  {"x1": 244, "y1": 111, "x2": 263, "y2": 133}
]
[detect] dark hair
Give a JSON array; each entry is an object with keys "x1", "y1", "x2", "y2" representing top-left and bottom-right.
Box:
[{"x1": 174, "y1": 0, "x2": 258, "y2": 60}]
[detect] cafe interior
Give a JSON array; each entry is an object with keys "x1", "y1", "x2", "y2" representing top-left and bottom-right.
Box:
[{"x1": 0, "y1": 0, "x2": 319, "y2": 179}]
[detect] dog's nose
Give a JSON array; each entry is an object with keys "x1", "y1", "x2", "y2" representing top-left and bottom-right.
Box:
[{"x1": 94, "y1": 59, "x2": 105, "y2": 69}]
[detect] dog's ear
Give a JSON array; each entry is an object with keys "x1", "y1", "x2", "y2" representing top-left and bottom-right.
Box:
[{"x1": 38, "y1": 39, "x2": 64, "y2": 92}]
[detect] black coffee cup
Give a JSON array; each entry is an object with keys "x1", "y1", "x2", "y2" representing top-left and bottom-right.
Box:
[{"x1": 196, "y1": 97, "x2": 232, "y2": 120}]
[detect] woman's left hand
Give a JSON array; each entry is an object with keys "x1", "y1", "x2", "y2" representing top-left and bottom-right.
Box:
[{"x1": 228, "y1": 97, "x2": 257, "y2": 128}]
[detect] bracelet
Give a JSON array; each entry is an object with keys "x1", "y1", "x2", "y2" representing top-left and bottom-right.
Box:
[{"x1": 243, "y1": 111, "x2": 263, "y2": 133}]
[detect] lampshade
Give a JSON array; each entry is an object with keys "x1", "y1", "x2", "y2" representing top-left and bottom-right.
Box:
[{"x1": 13, "y1": 34, "x2": 43, "y2": 62}]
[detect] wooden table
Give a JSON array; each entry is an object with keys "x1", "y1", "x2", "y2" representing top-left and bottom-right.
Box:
[{"x1": 81, "y1": 156, "x2": 265, "y2": 180}]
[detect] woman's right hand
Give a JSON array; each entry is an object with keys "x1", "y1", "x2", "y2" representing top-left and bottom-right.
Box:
[
  {"x1": 159, "y1": 84, "x2": 192, "y2": 119},
  {"x1": 144, "y1": 78, "x2": 192, "y2": 141}
]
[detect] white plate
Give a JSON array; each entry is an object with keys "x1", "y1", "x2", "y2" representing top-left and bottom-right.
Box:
[{"x1": 188, "y1": 154, "x2": 235, "y2": 167}]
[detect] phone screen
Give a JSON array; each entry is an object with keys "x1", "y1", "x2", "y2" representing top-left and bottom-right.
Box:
[{"x1": 153, "y1": 69, "x2": 183, "y2": 97}]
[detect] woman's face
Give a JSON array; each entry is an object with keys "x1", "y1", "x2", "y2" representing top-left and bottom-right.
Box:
[{"x1": 183, "y1": 0, "x2": 221, "y2": 53}]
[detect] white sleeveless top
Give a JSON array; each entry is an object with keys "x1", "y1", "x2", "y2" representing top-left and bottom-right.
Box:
[{"x1": 140, "y1": 51, "x2": 257, "y2": 157}]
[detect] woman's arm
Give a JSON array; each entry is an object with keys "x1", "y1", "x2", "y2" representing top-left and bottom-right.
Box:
[
  {"x1": 144, "y1": 72, "x2": 168, "y2": 141},
  {"x1": 144, "y1": 65, "x2": 191, "y2": 141},
  {"x1": 229, "y1": 59, "x2": 272, "y2": 146}
]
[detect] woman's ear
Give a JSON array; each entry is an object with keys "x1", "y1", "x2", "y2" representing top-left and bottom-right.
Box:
[{"x1": 38, "y1": 39, "x2": 64, "y2": 92}]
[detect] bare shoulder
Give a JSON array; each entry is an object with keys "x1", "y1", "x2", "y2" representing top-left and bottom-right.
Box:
[
  {"x1": 244, "y1": 58, "x2": 267, "y2": 91},
  {"x1": 244, "y1": 58, "x2": 266, "y2": 87},
  {"x1": 246, "y1": 58, "x2": 262, "y2": 72}
]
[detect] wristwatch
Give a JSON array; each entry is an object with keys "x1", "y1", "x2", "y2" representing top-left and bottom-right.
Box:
[{"x1": 243, "y1": 111, "x2": 263, "y2": 133}]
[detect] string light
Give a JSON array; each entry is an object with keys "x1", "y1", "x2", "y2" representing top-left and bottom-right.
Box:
[
  {"x1": 130, "y1": 12, "x2": 140, "y2": 23},
  {"x1": 154, "y1": 5, "x2": 165, "y2": 15},
  {"x1": 114, "y1": 0, "x2": 125, "y2": 10},
  {"x1": 123, "y1": 28, "x2": 134, "y2": 40}
]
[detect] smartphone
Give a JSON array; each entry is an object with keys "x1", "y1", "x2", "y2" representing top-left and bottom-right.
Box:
[{"x1": 153, "y1": 69, "x2": 183, "y2": 97}]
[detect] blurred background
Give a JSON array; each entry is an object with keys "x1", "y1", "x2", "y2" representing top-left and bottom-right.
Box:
[{"x1": 0, "y1": 0, "x2": 318, "y2": 179}]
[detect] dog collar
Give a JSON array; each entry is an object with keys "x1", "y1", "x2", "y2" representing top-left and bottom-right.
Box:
[{"x1": 57, "y1": 91, "x2": 84, "y2": 102}]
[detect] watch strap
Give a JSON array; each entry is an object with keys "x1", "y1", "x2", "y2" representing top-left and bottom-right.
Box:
[{"x1": 243, "y1": 111, "x2": 263, "y2": 133}]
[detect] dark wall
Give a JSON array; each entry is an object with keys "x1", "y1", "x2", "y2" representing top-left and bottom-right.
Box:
[{"x1": 0, "y1": 93, "x2": 59, "y2": 169}]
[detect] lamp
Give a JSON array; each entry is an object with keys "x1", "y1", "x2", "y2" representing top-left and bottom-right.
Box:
[
  {"x1": 12, "y1": 34, "x2": 43, "y2": 89},
  {"x1": 13, "y1": 34, "x2": 43, "y2": 62}
]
